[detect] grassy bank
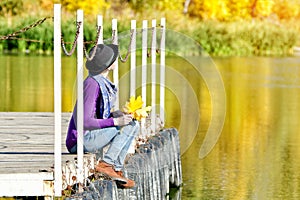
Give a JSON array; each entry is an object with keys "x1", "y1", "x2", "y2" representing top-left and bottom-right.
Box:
[
  {"x1": 193, "y1": 20, "x2": 299, "y2": 56},
  {"x1": 0, "y1": 14, "x2": 299, "y2": 57}
]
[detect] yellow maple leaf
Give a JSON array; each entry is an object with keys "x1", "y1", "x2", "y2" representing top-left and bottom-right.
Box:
[
  {"x1": 134, "y1": 106, "x2": 152, "y2": 121},
  {"x1": 124, "y1": 96, "x2": 143, "y2": 113},
  {"x1": 123, "y1": 96, "x2": 151, "y2": 121}
]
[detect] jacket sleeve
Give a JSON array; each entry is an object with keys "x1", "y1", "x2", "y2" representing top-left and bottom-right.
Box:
[{"x1": 83, "y1": 78, "x2": 115, "y2": 130}]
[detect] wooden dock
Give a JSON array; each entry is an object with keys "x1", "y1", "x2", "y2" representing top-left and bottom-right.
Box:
[
  {"x1": 0, "y1": 112, "x2": 71, "y2": 172},
  {"x1": 0, "y1": 112, "x2": 95, "y2": 197},
  {"x1": 0, "y1": 112, "x2": 182, "y2": 199}
]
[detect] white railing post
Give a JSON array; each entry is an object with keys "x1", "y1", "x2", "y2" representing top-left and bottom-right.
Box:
[
  {"x1": 112, "y1": 19, "x2": 119, "y2": 110},
  {"x1": 141, "y1": 20, "x2": 148, "y2": 137},
  {"x1": 76, "y1": 9, "x2": 84, "y2": 188},
  {"x1": 96, "y1": 15, "x2": 104, "y2": 159},
  {"x1": 128, "y1": 20, "x2": 137, "y2": 154},
  {"x1": 130, "y1": 20, "x2": 136, "y2": 97},
  {"x1": 54, "y1": 3, "x2": 62, "y2": 197},
  {"x1": 151, "y1": 20, "x2": 156, "y2": 133},
  {"x1": 160, "y1": 18, "x2": 166, "y2": 125},
  {"x1": 97, "y1": 15, "x2": 103, "y2": 44}
]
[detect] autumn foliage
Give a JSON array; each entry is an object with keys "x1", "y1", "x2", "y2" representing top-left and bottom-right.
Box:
[
  {"x1": 0, "y1": 0, "x2": 299, "y2": 56},
  {"x1": 188, "y1": 0, "x2": 300, "y2": 21},
  {"x1": 31, "y1": 0, "x2": 300, "y2": 21}
]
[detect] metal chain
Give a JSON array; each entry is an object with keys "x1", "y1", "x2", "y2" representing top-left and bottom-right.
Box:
[
  {"x1": 0, "y1": 17, "x2": 52, "y2": 40},
  {"x1": 156, "y1": 25, "x2": 164, "y2": 54},
  {"x1": 112, "y1": 29, "x2": 117, "y2": 45},
  {"x1": 84, "y1": 26, "x2": 102, "y2": 61},
  {"x1": 147, "y1": 27, "x2": 155, "y2": 58},
  {"x1": 0, "y1": 17, "x2": 165, "y2": 60},
  {"x1": 61, "y1": 21, "x2": 82, "y2": 56},
  {"x1": 1, "y1": 37, "x2": 45, "y2": 43},
  {"x1": 147, "y1": 25, "x2": 163, "y2": 57},
  {"x1": 119, "y1": 29, "x2": 135, "y2": 63}
]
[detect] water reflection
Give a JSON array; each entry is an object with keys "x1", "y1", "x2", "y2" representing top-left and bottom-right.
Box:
[
  {"x1": 0, "y1": 55, "x2": 50, "y2": 111},
  {"x1": 1, "y1": 55, "x2": 300, "y2": 199},
  {"x1": 182, "y1": 57, "x2": 300, "y2": 199}
]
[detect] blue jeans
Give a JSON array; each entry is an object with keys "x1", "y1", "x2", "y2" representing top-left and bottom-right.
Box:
[{"x1": 70, "y1": 121, "x2": 139, "y2": 171}]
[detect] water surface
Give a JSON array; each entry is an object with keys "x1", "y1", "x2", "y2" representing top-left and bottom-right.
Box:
[{"x1": 1, "y1": 55, "x2": 300, "y2": 199}]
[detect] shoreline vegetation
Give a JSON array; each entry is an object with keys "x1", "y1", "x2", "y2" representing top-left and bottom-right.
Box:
[{"x1": 0, "y1": 0, "x2": 300, "y2": 57}]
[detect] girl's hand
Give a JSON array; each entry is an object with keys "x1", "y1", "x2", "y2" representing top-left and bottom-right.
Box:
[{"x1": 113, "y1": 114, "x2": 133, "y2": 126}]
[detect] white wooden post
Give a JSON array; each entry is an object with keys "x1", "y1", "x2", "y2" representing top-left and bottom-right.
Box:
[
  {"x1": 53, "y1": 4, "x2": 62, "y2": 197},
  {"x1": 112, "y1": 19, "x2": 119, "y2": 110},
  {"x1": 127, "y1": 20, "x2": 137, "y2": 153},
  {"x1": 96, "y1": 15, "x2": 104, "y2": 159},
  {"x1": 151, "y1": 20, "x2": 156, "y2": 133},
  {"x1": 141, "y1": 20, "x2": 148, "y2": 137},
  {"x1": 97, "y1": 15, "x2": 103, "y2": 44},
  {"x1": 130, "y1": 20, "x2": 136, "y2": 97},
  {"x1": 160, "y1": 18, "x2": 166, "y2": 125},
  {"x1": 76, "y1": 9, "x2": 84, "y2": 187}
]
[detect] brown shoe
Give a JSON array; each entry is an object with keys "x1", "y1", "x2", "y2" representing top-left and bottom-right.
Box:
[
  {"x1": 115, "y1": 171, "x2": 135, "y2": 188},
  {"x1": 95, "y1": 161, "x2": 127, "y2": 184}
]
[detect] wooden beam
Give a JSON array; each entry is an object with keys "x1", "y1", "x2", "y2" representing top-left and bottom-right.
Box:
[
  {"x1": 53, "y1": 3, "x2": 62, "y2": 196},
  {"x1": 76, "y1": 9, "x2": 84, "y2": 187}
]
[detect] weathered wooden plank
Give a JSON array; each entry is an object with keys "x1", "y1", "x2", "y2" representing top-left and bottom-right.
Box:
[
  {"x1": 0, "y1": 116, "x2": 56, "y2": 122},
  {"x1": 0, "y1": 112, "x2": 72, "y2": 175},
  {"x1": 0, "y1": 153, "x2": 93, "y2": 174},
  {"x1": 0, "y1": 130, "x2": 68, "y2": 136},
  {"x1": 0, "y1": 112, "x2": 71, "y2": 117},
  {"x1": 0, "y1": 164, "x2": 54, "y2": 173},
  {"x1": 0, "y1": 145, "x2": 69, "y2": 153},
  {"x1": 0, "y1": 135, "x2": 55, "y2": 142},
  {"x1": 0, "y1": 138, "x2": 69, "y2": 152}
]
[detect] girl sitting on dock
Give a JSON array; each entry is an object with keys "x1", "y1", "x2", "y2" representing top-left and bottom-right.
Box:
[{"x1": 66, "y1": 44, "x2": 139, "y2": 188}]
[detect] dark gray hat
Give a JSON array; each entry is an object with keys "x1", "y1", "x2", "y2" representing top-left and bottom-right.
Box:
[{"x1": 86, "y1": 44, "x2": 119, "y2": 75}]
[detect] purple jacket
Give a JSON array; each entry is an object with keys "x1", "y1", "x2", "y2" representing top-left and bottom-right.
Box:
[{"x1": 66, "y1": 77, "x2": 115, "y2": 152}]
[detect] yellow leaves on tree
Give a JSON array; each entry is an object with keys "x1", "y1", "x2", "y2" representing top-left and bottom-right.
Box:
[
  {"x1": 61, "y1": 0, "x2": 110, "y2": 15},
  {"x1": 188, "y1": 0, "x2": 300, "y2": 21},
  {"x1": 188, "y1": 0, "x2": 238, "y2": 21},
  {"x1": 255, "y1": 0, "x2": 275, "y2": 17},
  {"x1": 155, "y1": 0, "x2": 184, "y2": 11},
  {"x1": 123, "y1": 96, "x2": 151, "y2": 121},
  {"x1": 272, "y1": 0, "x2": 300, "y2": 19}
]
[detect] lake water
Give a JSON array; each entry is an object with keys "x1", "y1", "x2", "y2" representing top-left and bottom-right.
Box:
[{"x1": 1, "y1": 55, "x2": 300, "y2": 199}]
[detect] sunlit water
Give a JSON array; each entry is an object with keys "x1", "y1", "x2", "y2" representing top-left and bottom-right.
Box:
[
  {"x1": 1, "y1": 55, "x2": 300, "y2": 199},
  {"x1": 182, "y1": 57, "x2": 300, "y2": 200}
]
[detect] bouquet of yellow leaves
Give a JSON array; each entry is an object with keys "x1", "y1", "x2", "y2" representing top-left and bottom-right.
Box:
[{"x1": 123, "y1": 96, "x2": 152, "y2": 121}]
